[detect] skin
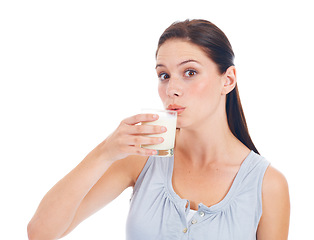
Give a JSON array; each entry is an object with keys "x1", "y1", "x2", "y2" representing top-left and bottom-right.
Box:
[
  {"x1": 27, "y1": 39, "x2": 290, "y2": 240},
  {"x1": 157, "y1": 39, "x2": 290, "y2": 239}
]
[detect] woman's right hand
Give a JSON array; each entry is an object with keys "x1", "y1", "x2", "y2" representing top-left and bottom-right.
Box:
[
  {"x1": 96, "y1": 113, "x2": 166, "y2": 163},
  {"x1": 27, "y1": 113, "x2": 167, "y2": 240}
]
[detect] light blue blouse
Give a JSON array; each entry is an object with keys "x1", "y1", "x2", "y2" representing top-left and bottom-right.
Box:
[{"x1": 126, "y1": 151, "x2": 270, "y2": 240}]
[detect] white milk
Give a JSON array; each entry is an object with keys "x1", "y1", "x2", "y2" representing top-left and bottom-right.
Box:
[{"x1": 141, "y1": 110, "x2": 177, "y2": 151}]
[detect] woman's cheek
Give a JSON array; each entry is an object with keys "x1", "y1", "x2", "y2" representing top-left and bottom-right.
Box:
[
  {"x1": 190, "y1": 81, "x2": 211, "y2": 96},
  {"x1": 158, "y1": 85, "x2": 167, "y2": 102}
]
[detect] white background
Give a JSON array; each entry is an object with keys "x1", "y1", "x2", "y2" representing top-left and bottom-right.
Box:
[{"x1": 1, "y1": 0, "x2": 313, "y2": 239}]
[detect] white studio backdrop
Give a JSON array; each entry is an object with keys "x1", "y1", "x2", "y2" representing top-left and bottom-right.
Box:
[{"x1": 0, "y1": 0, "x2": 313, "y2": 239}]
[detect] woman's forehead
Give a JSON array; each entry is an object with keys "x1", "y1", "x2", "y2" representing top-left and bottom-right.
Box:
[
  {"x1": 156, "y1": 39, "x2": 209, "y2": 65},
  {"x1": 156, "y1": 39, "x2": 214, "y2": 69}
]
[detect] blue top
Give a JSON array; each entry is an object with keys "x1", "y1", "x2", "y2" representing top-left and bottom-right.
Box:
[{"x1": 126, "y1": 151, "x2": 270, "y2": 240}]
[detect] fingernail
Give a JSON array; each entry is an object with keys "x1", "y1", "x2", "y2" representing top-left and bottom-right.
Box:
[
  {"x1": 153, "y1": 114, "x2": 158, "y2": 119},
  {"x1": 159, "y1": 137, "x2": 164, "y2": 142},
  {"x1": 161, "y1": 127, "x2": 167, "y2": 132}
]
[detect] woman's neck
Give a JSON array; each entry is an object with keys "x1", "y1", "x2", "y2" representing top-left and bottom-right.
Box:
[{"x1": 175, "y1": 115, "x2": 248, "y2": 166}]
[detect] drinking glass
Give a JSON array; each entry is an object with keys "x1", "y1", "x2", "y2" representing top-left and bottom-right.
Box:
[{"x1": 141, "y1": 109, "x2": 177, "y2": 157}]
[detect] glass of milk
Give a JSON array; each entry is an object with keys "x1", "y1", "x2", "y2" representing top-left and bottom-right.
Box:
[{"x1": 141, "y1": 109, "x2": 177, "y2": 157}]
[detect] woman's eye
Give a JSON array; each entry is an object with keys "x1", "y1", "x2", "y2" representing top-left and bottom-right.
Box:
[
  {"x1": 184, "y1": 69, "x2": 197, "y2": 77},
  {"x1": 158, "y1": 72, "x2": 170, "y2": 81}
]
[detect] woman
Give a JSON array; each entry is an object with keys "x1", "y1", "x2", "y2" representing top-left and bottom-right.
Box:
[{"x1": 27, "y1": 19, "x2": 290, "y2": 239}]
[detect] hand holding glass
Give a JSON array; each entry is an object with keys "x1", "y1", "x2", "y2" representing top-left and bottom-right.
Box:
[{"x1": 141, "y1": 109, "x2": 177, "y2": 157}]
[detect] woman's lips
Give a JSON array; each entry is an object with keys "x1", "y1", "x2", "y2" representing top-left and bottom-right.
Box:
[
  {"x1": 173, "y1": 108, "x2": 185, "y2": 115},
  {"x1": 167, "y1": 104, "x2": 186, "y2": 115}
]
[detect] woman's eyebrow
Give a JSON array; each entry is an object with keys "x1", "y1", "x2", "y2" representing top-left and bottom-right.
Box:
[
  {"x1": 156, "y1": 59, "x2": 201, "y2": 69},
  {"x1": 178, "y1": 59, "x2": 201, "y2": 66},
  {"x1": 155, "y1": 63, "x2": 165, "y2": 69}
]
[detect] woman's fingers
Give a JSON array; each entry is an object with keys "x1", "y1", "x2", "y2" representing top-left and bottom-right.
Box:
[
  {"x1": 122, "y1": 114, "x2": 158, "y2": 125},
  {"x1": 124, "y1": 135, "x2": 164, "y2": 146},
  {"x1": 125, "y1": 146, "x2": 158, "y2": 156},
  {"x1": 121, "y1": 114, "x2": 166, "y2": 135},
  {"x1": 101, "y1": 113, "x2": 167, "y2": 161},
  {"x1": 128, "y1": 124, "x2": 167, "y2": 135}
]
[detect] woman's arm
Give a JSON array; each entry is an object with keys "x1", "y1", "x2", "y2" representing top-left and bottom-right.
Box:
[
  {"x1": 59, "y1": 154, "x2": 148, "y2": 238},
  {"x1": 27, "y1": 114, "x2": 165, "y2": 240},
  {"x1": 257, "y1": 166, "x2": 290, "y2": 240}
]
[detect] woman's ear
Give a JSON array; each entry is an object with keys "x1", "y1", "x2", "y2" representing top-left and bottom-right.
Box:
[{"x1": 221, "y1": 66, "x2": 237, "y2": 95}]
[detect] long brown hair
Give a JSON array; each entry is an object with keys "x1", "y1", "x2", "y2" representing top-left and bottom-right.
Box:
[{"x1": 156, "y1": 19, "x2": 259, "y2": 154}]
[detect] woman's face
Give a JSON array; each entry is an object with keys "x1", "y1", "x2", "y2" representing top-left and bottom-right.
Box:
[{"x1": 156, "y1": 39, "x2": 230, "y2": 130}]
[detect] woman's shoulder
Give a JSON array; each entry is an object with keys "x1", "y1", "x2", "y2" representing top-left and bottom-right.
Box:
[
  {"x1": 261, "y1": 164, "x2": 290, "y2": 219},
  {"x1": 257, "y1": 165, "x2": 290, "y2": 238},
  {"x1": 262, "y1": 165, "x2": 290, "y2": 212},
  {"x1": 111, "y1": 155, "x2": 150, "y2": 187},
  {"x1": 262, "y1": 165, "x2": 289, "y2": 197}
]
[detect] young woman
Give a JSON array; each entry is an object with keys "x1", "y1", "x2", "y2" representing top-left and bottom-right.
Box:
[{"x1": 28, "y1": 19, "x2": 290, "y2": 240}]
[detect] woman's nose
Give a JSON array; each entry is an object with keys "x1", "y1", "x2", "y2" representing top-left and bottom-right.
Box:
[{"x1": 166, "y1": 78, "x2": 183, "y2": 97}]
